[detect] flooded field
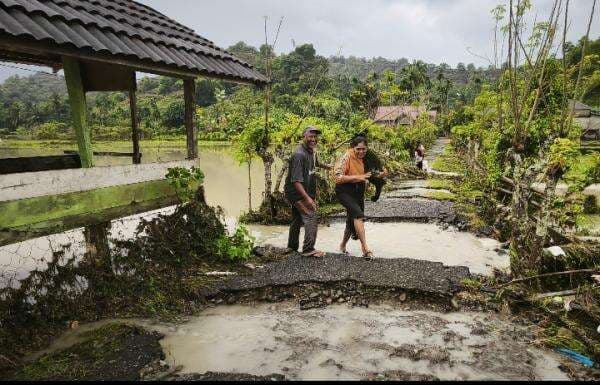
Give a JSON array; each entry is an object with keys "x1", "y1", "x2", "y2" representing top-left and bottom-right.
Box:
[{"x1": 0, "y1": 144, "x2": 271, "y2": 287}]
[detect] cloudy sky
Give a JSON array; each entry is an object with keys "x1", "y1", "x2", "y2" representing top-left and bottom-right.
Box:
[
  {"x1": 0, "y1": 0, "x2": 597, "y2": 81},
  {"x1": 139, "y1": 0, "x2": 598, "y2": 66}
]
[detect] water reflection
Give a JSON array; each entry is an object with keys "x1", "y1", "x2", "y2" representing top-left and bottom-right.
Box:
[{"x1": 0, "y1": 144, "x2": 274, "y2": 287}]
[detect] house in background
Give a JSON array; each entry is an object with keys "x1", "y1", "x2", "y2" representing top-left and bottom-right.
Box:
[
  {"x1": 373, "y1": 106, "x2": 437, "y2": 127},
  {"x1": 570, "y1": 100, "x2": 599, "y2": 140}
]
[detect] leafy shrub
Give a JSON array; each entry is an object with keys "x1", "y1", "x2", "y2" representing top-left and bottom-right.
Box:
[
  {"x1": 31, "y1": 122, "x2": 71, "y2": 140},
  {"x1": 215, "y1": 225, "x2": 255, "y2": 262},
  {"x1": 166, "y1": 166, "x2": 205, "y2": 202}
]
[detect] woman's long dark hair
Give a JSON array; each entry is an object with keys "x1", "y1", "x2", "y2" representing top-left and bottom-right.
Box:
[{"x1": 350, "y1": 135, "x2": 368, "y2": 148}]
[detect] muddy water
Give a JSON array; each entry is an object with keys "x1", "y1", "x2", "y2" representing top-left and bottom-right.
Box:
[
  {"x1": 158, "y1": 303, "x2": 567, "y2": 380},
  {"x1": 35, "y1": 303, "x2": 569, "y2": 381},
  {"x1": 0, "y1": 145, "x2": 272, "y2": 287},
  {"x1": 248, "y1": 222, "x2": 509, "y2": 275}
]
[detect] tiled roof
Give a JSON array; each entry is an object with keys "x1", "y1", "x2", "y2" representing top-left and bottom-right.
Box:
[
  {"x1": 374, "y1": 106, "x2": 437, "y2": 123},
  {"x1": 0, "y1": 0, "x2": 268, "y2": 84}
]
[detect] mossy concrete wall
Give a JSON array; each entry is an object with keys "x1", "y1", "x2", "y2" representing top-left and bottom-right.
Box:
[{"x1": 0, "y1": 160, "x2": 197, "y2": 246}]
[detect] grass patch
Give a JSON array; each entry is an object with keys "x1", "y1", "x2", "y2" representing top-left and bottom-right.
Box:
[
  {"x1": 424, "y1": 190, "x2": 456, "y2": 201},
  {"x1": 13, "y1": 324, "x2": 162, "y2": 381},
  {"x1": 563, "y1": 153, "x2": 599, "y2": 189},
  {"x1": 461, "y1": 277, "x2": 483, "y2": 290},
  {"x1": 425, "y1": 178, "x2": 455, "y2": 191},
  {"x1": 430, "y1": 144, "x2": 466, "y2": 174},
  {"x1": 575, "y1": 214, "x2": 600, "y2": 236}
]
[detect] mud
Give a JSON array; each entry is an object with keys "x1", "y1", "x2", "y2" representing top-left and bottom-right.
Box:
[{"x1": 155, "y1": 302, "x2": 570, "y2": 380}]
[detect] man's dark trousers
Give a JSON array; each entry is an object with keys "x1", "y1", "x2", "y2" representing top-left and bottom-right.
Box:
[{"x1": 287, "y1": 203, "x2": 318, "y2": 253}]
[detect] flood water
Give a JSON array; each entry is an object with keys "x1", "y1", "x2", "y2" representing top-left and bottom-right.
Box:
[
  {"x1": 33, "y1": 302, "x2": 569, "y2": 381},
  {"x1": 0, "y1": 144, "x2": 271, "y2": 287},
  {"x1": 157, "y1": 303, "x2": 568, "y2": 380},
  {"x1": 250, "y1": 222, "x2": 508, "y2": 275},
  {"x1": 0, "y1": 142, "x2": 508, "y2": 287}
]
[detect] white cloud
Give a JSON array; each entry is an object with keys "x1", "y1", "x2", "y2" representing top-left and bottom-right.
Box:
[
  {"x1": 139, "y1": 0, "x2": 598, "y2": 67},
  {"x1": 0, "y1": 0, "x2": 597, "y2": 81}
]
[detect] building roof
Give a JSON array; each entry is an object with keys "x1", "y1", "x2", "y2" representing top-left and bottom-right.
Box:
[
  {"x1": 569, "y1": 99, "x2": 591, "y2": 111},
  {"x1": 0, "y1": 0, "x2": 268, "y2": 85},
  {"x1": 374, "y1": 105, "x2": 437, "y2": 123}
]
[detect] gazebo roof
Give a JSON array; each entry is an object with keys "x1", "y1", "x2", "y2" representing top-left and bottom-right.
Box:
[{"x1": 0, "y1": 0, "x2": 268, "y2": 85}]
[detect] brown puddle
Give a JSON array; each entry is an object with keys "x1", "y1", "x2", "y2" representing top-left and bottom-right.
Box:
[{"x1": 158, "y1": 303, "x2": 568, "y2": 380}]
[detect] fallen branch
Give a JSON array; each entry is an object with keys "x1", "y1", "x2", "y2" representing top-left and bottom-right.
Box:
[
  {"x1": 499, "y1": 269, "x2": 599, "y2": 288},
  {"x1": 204, "y1": 271, "x2": 237, "y2": 277},
  {"x1": 0, "y1": 354, "x2": 17, "y2": 368},
  {"x1": 532, "y1": 289, "x2": 580, "y2": 300}
]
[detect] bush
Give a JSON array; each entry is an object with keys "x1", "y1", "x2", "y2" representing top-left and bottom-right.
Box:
[
  {"x1": 166, "y1": 166, "x2": 205, "y2": 202},
  {"x1": 30, "y1": 122, "x2": 71, "y2": 140},
  {"x1": 215, "y1": 225, "x2": 255, "y2": 262}
]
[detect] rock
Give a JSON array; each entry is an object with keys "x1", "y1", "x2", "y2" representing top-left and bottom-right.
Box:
[
  {"x1": 451, "y1": 297, "x2": 460, "y2": 309},
  {"x1": 471, "y1": 326, "x2": 489, "y2": 335},
  {"x1": 244, "y1": 263, "x2": 256, "y2": 269},
  {"x1": 478, "y1": 226, "x2": 494, "y2": 237},
  {"x1": 309, "y1": 292, "x2": 319, "y2": 299},
  {"x1": 557, "y1": 327, "x2": 574, "y2": 339},
  {"x1": 326, "y1": 297, "x2": 333, "y2": 305},
  {"x1": 544, "y1": 246, "x2": 566, "y2": 257},
  {"x1": 226, "y1": 296, "x2": 236, "y2": 305},
  {"x1": 398, "y1": 292, "x2": 407, "y2": 302},
  {"x1": 337, "y1": 297, "x2": 345, "y2": 303}
]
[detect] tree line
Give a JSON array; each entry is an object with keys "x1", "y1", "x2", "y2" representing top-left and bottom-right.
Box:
[{"x1": 0, "y1": 42, "x2": 502, "y2": 141}]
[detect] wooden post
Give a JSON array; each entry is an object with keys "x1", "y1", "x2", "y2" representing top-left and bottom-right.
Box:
[
  {"x1": 129, "y1": 72, "x2": 141, "y2": 164},
  {"x1": 62, "y1": 57, "x2": 94, "y2": 168},
  {"x1": 184, "y1": 78, "x2": 197, "y2": 159}
]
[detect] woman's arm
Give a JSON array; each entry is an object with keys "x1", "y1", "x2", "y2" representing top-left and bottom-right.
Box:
[{"x1": 334, "y1": 152, "x2": 369, "y2": 183}]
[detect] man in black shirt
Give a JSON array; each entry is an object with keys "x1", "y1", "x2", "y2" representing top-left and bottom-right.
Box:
[{"x1": 284, "y1": 126, "x2": 331, "y2": 257}]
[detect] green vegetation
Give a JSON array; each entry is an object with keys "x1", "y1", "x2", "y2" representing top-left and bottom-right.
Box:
[
  {"x1": 165, "y1": 166, "x2": 205, "y2": 202},
  {"x1": 425, "y1": 178, "x2": 455, "y2": 191},
  {"x1": 460, "y1": 277, "x2": 483, "y2": 290},
  {"x1": 430, "y1": 144, "x2": 465, "y2": 174},
  {"x1": 424, "y1": 190, "x2": 456, "y2": 201},
  {"x1": 575, "y1": 214, "x2": 600, "y2": 236},
  {"x1": 563, "y1": 152, "x2": 600, "y2": 191},
  {"x1": 0, "y1": 138, "x2": 229, "y2": 148}
]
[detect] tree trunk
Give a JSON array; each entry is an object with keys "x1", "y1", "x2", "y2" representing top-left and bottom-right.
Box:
[
  {"x1": 260, "y1": 152, "x2": 275, "y2": 219},
  {"x1": 248, "y1": 160, "x2": 252, "y2": 211},
  {"x1": 274, "y1": 162, "x2": 288, "y2": 192}
]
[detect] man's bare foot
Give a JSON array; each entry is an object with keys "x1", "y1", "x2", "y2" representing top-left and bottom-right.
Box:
[{"x1": 302, "y1": 250, "x2": 326, "y2": 258}]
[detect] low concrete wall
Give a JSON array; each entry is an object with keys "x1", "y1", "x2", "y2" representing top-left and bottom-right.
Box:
[{"x1": 0, "y1": 160, "x2": 196, "y2": 202}]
